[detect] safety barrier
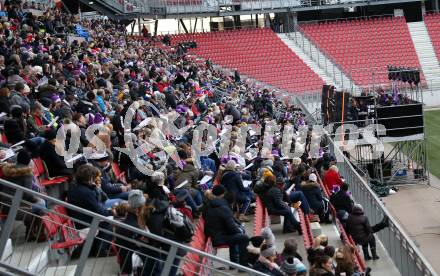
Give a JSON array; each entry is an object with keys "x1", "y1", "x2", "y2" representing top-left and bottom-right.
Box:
[
  {"x1": 316, "y1": 173, "x2": 366, "y2": 272},
  {"x1": 296, "y1": 96, "x2": 438, "y2": 276},
  {"x1": 0, "y1": 178, "x2": 266, "y2": 276}
]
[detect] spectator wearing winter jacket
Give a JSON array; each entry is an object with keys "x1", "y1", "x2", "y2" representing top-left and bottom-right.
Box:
[
  {"x1": 301, "y1": 173, "x2": 324, "y2": 218},
  {"x1": 91, "y1": 152, "x2": 130, "y2": 200},
  {"x1": 0, "y1": 150, "x2": 45, "y2": 219},
  {"x1": 220, "y1": 160, "x2": 252, "y2": 222},
  {"x1": 262, "y1": 175, "x2": 302, "y2": 234},
  {"x1": 27, "y1": 102, "x2": 46, "y2": 136},
  {"x1": 9, "y1": 82, "x2": 30, "y2": 112},
  {"x1": 203, "y1": 185, "x2": 249, "y2": 267},
  {"x1": 4, "y1": 105, "x2": 27, "y2": 144},
  {"x1": 330, "y1": 183, "x2": 353, "y2": 222},
  {"x1": 345, "y1": 204, "x2": 379, "y2": 261},
  {"x1": 253, "y1": 228, "x2": 285, "y2": 276},
  {"x1": 172, "y1": 150, "x2": 202, "y2": 215},
  {"x1": 39, "y1": 129, "x2": 74, "y2": 177},
  {"x1": 115, "y1": 190, "x2": 146, "y2": 275},
  {"x1": 224, "y1": 102, "x2": 241, "y2": 124},
  {"x1": 323, "y1": 165, "x2": 344, "y2": 193}
]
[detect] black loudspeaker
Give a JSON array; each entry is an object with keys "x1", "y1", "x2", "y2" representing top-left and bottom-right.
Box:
[{"x1": 376, "y1": 103, "x2": 423, "y2": 137}]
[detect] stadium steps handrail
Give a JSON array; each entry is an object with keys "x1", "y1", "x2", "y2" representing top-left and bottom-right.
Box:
[{"x1": 0, "y1": 178, "x2": 266, "y2": 276}]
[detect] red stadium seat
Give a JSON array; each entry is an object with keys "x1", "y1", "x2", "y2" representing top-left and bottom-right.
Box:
[
  {"x1": 170, "y1": 28, "x2": 324, "y2": 93},
  {"x1": 300, "y1": 17, "x2": 425, "y2": 88},
  {"x1": 425, "y1": 13, "x2": 440, "y2": 62},
  {"x1": 33, "y1": 158, "x2": 69, "y2": 187}
]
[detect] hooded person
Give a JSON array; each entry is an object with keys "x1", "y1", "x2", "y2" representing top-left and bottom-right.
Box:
[{"x1": 253, "y1": 227, "x2": 285, "y2": 276}]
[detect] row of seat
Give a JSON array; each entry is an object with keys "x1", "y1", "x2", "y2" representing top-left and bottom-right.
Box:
[
  {"x1": 171, "y1": 28, "x2": 325, "y2": 93},
  {"x1": 424, "y1": 13, "x2": 440, "y2": 63},
  {"x1": 300, "y1": 16, "x2": 424, "y2": 87}
]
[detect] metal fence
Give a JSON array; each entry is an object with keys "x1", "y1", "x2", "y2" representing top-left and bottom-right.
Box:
[
  {"x1": 0, "y1": 178, "x2": 266, "y2": 276},
  {"x1": 295, "y1": 96, "x2": 438, "y2": 276},
  {"x1": 286, "y1": 26, "x2": 360, "y2": 94},
  {"x1": 96, "y1": 0, "x2": 414, "y2": 18}
]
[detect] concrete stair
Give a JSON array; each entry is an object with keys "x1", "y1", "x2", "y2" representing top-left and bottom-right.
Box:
[
  {"x1": 278, "y1": 32, "x2": 361, "y2": 95},
  {"x1": 408, "y1": 21, "x2": 440, "y2": 106}
]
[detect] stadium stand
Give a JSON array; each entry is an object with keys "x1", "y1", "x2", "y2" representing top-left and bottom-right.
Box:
[
  {"x1": 171, "y1": 28, "x2": 326, "y2": 93},
  {"x1": 0, "y1": 1, "x2": 437, "y2": 275},
  {"x1": 300, "y1": 16, "x2": 425, "y2": 87},
  {"x1": 424, "y1": 13, "x2": 440, "y2": 62}
]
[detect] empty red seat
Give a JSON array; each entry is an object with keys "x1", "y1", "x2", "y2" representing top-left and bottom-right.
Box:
[
  {"x1": 425, "y1": 14, "x2": 440, "y2": 62},
  {"x1": 170, "y1": 28, "x2": 324, "y2": 93},
  {"x1": 301, "y1": 16, "x2": 424, "y2": 88}
]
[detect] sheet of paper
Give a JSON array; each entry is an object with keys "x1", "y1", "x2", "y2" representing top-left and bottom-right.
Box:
[
  {"x1": 175, "y1": 180, "x2": 188, "y2": 189},
  {"x1": 243, "y1": 162, "x2": 254, "y2": 170},
  {"x1": 200, "y1": 175, "x2": 212, "y2": 185},
  {"x1": 1, "y1": 148, "x2": 15, "y2": 162},
  {"x1": 286, "y1": 184, "x2": 295, "y2": 195},
  {"x1": 249, "y1": 130, "x2": 257, "y2": 136},
  {"x1": 245, "y1": 143, "x2": 257, "y2": 151},
  {"x1": 243, "y1": 180, "x2": 252, "y2": 188},
  {"x1": 11, "y1": 140, "x2": 25, "y2": 148},
  {"x1": 133, "y1": 117, "x2": 152, "y2": 131},
  {"x1": 66, "y1": 154, "x2": 84, "y2": 163}
]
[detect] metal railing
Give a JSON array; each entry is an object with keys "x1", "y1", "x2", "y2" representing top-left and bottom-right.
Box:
[
  {"x1": 286, "y1": 25, "x2": 360, "y2": 95},
  {"x1": 295, "y1": 95, "x2": 438, "y2": 276},
  {"x1": 95, "y1": 0, "x2": 421, "y2": 17},
  {"x1": 0, "y1": 178, "x2": 266, "y2": 276}
]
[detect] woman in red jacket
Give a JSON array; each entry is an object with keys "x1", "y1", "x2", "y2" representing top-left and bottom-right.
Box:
[{"x1": 323, "y1": 165, "x2": 344, "y2": 193}]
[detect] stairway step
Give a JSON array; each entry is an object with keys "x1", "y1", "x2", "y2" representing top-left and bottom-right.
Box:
[
  {"x1": 42, "y1": 265, "x2": 77, "y2": 276},
  {"x1": 1, "y1": 239, "x2": 12, "y2": 261},
  {"x1": 3, "y1": 242, "x2": 50, "y2": 274}
]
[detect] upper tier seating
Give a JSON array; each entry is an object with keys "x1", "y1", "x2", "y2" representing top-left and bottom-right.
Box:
[
  {"x1": 171, "y1": 28, "x2": 325, "y2": 93},
  {"x1": 301, "y1": 17, "x2": 424, "y2": 87},
  {"x1": 424, "y1": 13, "x2": 440, "y2": 62}
]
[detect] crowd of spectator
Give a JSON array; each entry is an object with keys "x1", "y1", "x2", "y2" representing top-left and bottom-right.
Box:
[{"x1": 0, "y1": 2, "x2": 388, "y2": 275}]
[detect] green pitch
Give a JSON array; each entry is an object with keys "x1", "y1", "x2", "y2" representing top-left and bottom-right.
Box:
[{"x1": 425, "y1": 110, "x2": 440, "y2": 178}]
